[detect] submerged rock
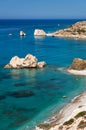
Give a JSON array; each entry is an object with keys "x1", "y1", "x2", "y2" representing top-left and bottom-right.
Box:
[
  {"x1": 0, "y1": 95, "x2": 6, "y2": 100},
  {"x1": 34, "y1": 29, "x2": 46, "y2": 36},
  {"x1": 4, "y1": 54, "x2": 46, "y2": 69},
  {"x1": 8, "y1": 90, "x2": 34, "y2": 98},
  {"x1": 8, "y1": 33, "x2": 12, "y2": 36}
]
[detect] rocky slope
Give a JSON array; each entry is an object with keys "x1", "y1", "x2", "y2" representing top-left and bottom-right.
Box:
[
  {"x1": 36, "y1": 93, "x2": 86, "y2": 130},
  {"x1": 53, "y1": 21, "x2": 86, "y2": 39},
  {"x1": 34, "y1": 21, "x2": 86, "y2": 39}
]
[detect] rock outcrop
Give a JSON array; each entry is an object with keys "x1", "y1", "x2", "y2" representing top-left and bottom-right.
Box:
[
  {"x1": 69, "y1": 58, "x2": 86, "y2": 70},
  {"x1": 20, "y1": 31, "x2": 26, "y2": 36},
  {"x1": 34, "y1": 29, "x2": 46, "y2": 36},
  {"x1": 4, "y1": 54, "x2": 46, "y2": 69},
  {"x1": 67, "y1": 58, "x2": 86, "y2": 75}
]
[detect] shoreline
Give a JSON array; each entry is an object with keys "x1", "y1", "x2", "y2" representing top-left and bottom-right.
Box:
[
  {"x1": 67, "y1": 69, "x2": 86, "y2": 76},
  {"x1": 36, "y1": 92, "x2": 86, "y2": 130}
]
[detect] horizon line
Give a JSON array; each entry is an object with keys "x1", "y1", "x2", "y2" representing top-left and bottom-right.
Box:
[{"x1": 0, "y1": 18, "x2": 86, "y2": 20}]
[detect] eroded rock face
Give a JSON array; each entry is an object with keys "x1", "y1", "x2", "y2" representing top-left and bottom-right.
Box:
[
  {"x1": 69, "y1": 58, "x2": 86, "y2": 70},
  {"x1": 34, "y1": 29, "x2": 46, "y2": 36},
  {"x1": 22, "y1": 54, "x2": 38, "y2": 68},
  {"x1": 4, "y1": 54, "x2": 46, "y2": 69},
  {"x1": 9, "y1": 56, "x2": 24, "y2": 68}
]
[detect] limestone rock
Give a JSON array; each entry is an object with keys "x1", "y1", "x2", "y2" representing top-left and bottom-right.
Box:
[
  {"x1": 4, "y1": 64, "x2": 11, "y2": 69},
  {"x1": 69, "y1": 58, "x2": 86, "y2": 70},
  {"x1": 4, "y1": 54, "x2": 46, "y2": 69},
  {"x1": 22, "y1": 54, "x2": 38, "y2": 68},
  {"x1": 9, "y1": 56, "x2": 24, "y2": 68},
  {"x1": 20, "y1": 31, "x2": 26, "y2": 36},
  {"x1": 37, "y1": 61, "x2": 46, "y2": 68},
  {"x1": 34, "y1": 29, "x2": 46, "y2": 36}
]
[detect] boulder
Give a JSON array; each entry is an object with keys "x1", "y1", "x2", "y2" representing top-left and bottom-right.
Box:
[
  {"x1": 4, "y1": 64, "x2": 11, "y2": 69},
  {"x1": 4, "y1": 54, "x2": 46, "y2": 69},
  {"x1": 20, "y1": 31, "x2": 26, "y2": 36},
  {"x1": 37, "y1": 61, "x2": 46, "y2": 68},
  {"x1": 34, "y1": 29, "x2": 46, "y2": 36},
  {"x1": 69, "y1": 58, "x2": 86, "y2": 70}
]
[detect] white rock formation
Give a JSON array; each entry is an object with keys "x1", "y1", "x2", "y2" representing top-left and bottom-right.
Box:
[
  {"x1": 34, "y1": 29, "x2": 46, "y2": 36},
  {"x1": 20, "y1": 31, "x2": 26, "y2": 36},
  {"x1": 22, "y1": 54, "x2": 38, "y2": 68},
  {"x1": 9, "y1": 56, "x2": 24, "y2": 68},
  {"x1": 4, "y1": 54, "x2": 46, "y2": 69},
  {"x1": 37, "y1": 61, "x2": 46, "y2": 68}
]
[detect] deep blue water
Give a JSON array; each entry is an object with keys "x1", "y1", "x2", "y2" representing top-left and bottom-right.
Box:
[{"x1": 0, "y1": 19, "x2": 86, "y2": 130}]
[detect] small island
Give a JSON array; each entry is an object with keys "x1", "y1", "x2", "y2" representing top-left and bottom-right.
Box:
[{"x1": 67, "y1": 58, "x2": 86, "y2": 75}]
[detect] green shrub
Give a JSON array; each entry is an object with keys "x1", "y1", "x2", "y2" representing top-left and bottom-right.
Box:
[
  {"x1": 75, "y1": 111, "x2": 86, "y2": 119},
  {"x1": 63, "y1": 118, "x2": 74, "y2": 125},
  {"x1": 77, "y1": 29, "x2": 86, "y2": 34},
  {"x1": 38, "y1": 122, "x2": 56, "y2": 130}
]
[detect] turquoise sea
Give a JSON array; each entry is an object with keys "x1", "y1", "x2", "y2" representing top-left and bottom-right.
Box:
[{"x1": 0, "y1": 19, "x2": 86, "y2": 130}]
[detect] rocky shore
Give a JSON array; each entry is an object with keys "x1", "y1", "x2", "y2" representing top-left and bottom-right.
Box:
[
  {"x1": 4, "y1": 54, "x2": 46, "y2": 69},
  {"x1": 36, "y1": 92, "x2": 86, "y2": 130},
  {"x1": 52, "y1": 21, "x2": 86, "y2": 39},
  {"x1": 34, "y1": 21, "x2": 86, "y2": 39}
]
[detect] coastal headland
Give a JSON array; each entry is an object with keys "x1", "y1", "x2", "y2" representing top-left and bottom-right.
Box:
[{"x1": 34, "y1": 21, "x2": 86, "y2": 39}]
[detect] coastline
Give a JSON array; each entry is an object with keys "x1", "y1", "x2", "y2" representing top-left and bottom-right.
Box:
[
  {"x1": 36, "y1": 92, "x2": 86, "y2": 130},
  {"x1": 67, "y1": 69, "x2": 86, "y2": 76}
]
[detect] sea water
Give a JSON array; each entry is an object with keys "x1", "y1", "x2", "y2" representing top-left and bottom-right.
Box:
[{"x1": 0, "y1": 19, "x2": 86, "y2": 130}]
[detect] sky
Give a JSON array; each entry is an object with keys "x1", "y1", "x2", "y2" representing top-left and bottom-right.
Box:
[{"x1": 0, "y1": 0, "x2": 86, "y2": 19}]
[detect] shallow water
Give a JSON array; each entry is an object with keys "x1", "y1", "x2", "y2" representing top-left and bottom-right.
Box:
[{"x1": 0, "y1": 19, "x2": 86, "y2": 130}]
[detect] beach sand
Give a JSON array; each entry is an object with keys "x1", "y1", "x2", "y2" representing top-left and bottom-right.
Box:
[{"x1": 67, "y1": 69, "x2": 86, "y2": 76}]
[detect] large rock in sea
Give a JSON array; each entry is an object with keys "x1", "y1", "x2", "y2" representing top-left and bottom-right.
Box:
[
  {"x1": 69, "y1": 58, "x2": 86, "y2": 70},
  {"x1": 4, "y1": 54, "x2": 46, "y2": 69},
  {"x1": 34, "y1": 29, "x2": 46, "y2": 36},
  {"x1": 22, "y1": 54, "x2": 38, "y2": 68}
]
